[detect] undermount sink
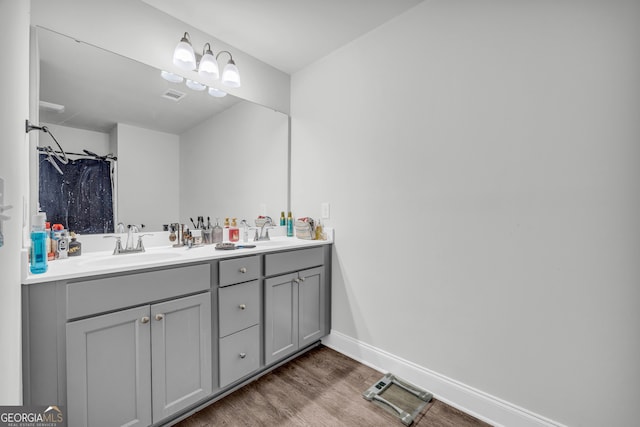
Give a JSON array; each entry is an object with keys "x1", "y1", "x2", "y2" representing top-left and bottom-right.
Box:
[{"x1": 79, "y1": 251, "x2": 184, "y2": 268}]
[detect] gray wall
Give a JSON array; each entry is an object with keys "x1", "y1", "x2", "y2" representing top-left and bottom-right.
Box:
[
  {"x1": 0, "y1": 0, "x2": 30, "y2": 404},
  {"x1": 179, "y1": 100, "x2": 288, "y2": 224},
  {"x1": 291, "y1": 1, "x2": 640, "y2": 426},
  {"x1": 115, "y1": 124, "x2": 180, "y2": 230}
]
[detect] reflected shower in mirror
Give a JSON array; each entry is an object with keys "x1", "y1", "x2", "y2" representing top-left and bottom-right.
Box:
[{"x1": 35, "y1": 27, "x2": 288, "y2": 234}]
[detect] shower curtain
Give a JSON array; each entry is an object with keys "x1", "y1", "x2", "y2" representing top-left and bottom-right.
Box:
[{"x1": 39, "y1": 154, "x2": 115, "y2": 234}]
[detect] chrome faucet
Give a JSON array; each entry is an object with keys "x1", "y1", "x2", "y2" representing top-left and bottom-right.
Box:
[
  {"x1": 254, "y1": 216, "x2": 274, "y2": 241},
  {"x1": 105, "y1": 224, "x2": 148, "y2": 254},
  {"x1": 126, "y1": 224, "x2": 139, "y2": 251}
]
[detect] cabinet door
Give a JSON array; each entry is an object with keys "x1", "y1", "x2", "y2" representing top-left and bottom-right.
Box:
[
  {"x1": 67, "y1": 305, "x2": 152, "y2": 427},
  {"x1": 219, "y1": 325, "x2": 260, "y2": 387},
  {"x1": 264, "y1": 272, "x2": 299, "y2": 365},
  {"x1": 151, "y1": 292, "x2": 212, "y2": 422},
  {"x1": 298, "y1": 267, "x2": 326, "y2": 347}
]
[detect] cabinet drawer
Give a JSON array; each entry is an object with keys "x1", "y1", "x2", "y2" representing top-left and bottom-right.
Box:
[
  {"x1": 219, "y1": 255, "x2": 260, "y2": 286},
  {"x1": 219, "y1": 280, "x2": 260, "y2": 338},
  {"x1": 265, "y1": 247, "x2": 324, "y2": 277},
  {"x1": 66, "y1": 264, "x2": 211, "y2": 320},
  {"x1": 219, "y1": 325, "x2": 260, "y2": 387}
]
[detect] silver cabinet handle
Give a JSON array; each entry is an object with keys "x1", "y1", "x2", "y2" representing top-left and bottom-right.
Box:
[
  {"x1": 155, "y1": 314, "x2": 164, "y2": 321},
  {"x1": 293, "y1": 278, "x2": 300, "y2": 284},
  {"x1": 299, "y1": 276, "x2": 306, "y2": 282},
  {"x1": 239, "y1": 267, "x2": 247, "y2": 274},
  {"x1": 141, "y1": 316, "x2": 150, "y2": 324},
  {"x1": 239, "y1": 304, "x2": 246, "y2": 310},
  {"x1": 239, "y1": 352, "x2": 247, "y2": 359}
]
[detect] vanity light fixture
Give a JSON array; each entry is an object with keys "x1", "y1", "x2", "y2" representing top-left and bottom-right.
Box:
[
  {"x1": 218, "y1": 51, "x2": 241, "y2": 88},
  {"x1": 208, "y1": 87, "x2": 227, "y2": 98},
  {"x1": 160, "y1": 70, "x2": 184, "y2": 83},
  {"x1": 198, "y1": 43, "x2": 219, "y2": 80},
  {"x1": 185, "y1": 79, "x2": 206, "y2": 91},
  {"x1": 172, "y1": 32, "x2": 197, "y2": 71},
  {"x1": 171, "y1": 32, "x2": 241, "y2": 89}
]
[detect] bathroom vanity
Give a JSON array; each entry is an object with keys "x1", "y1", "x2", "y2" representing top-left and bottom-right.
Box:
[{"x1": 22, "y1": 239, "x2": 332, "y2": 427}]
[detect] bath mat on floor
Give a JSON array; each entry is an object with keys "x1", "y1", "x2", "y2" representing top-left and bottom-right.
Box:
[{"x1": 362, "y1": 373, "x2": 433, "y2": 426}]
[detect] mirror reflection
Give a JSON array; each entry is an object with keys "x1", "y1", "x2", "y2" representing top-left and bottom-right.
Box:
[{"x1": 36, "y1": 27, "x2": 289, "y2": 234}]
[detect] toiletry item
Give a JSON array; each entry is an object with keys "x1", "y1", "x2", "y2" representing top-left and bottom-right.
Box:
[
  {"x1": 169, "y1": 224, "x2": 177, "y2": 242},
  {"x1": 315, "y1": 220, "x2": 323, "y2": 240},
  {"x1": 190, "y1": 229, "x2": 202, "y2": 245},
  {"x1": 212, "y1": 218, "x2": 223, "y2": 244},
  {"x1": 68, "y1": 232, "x2": 82, "y2": 257},
  {"x1": 30, "y1": 213, "x2": 48, "y2": 274},
  {"x1": 280, "y1": 211, "x2": 286, "y2": 226},
  {"x1": 224, "y1": 217, "x2": 230, "y2": 228},
  {"x1": 57, "y1": 230, "x2": 69, "y2": 259},
  {"x1": 45, "y1": 222, "x2": 54, "y2": 261},
  {"x1": 286, "y1": 211, "x2": 294, "y2": 237},
  {"x1": 240, "y1": 219, "x2": 249, "y2": 243},
  {"x1": 229, "y1": 217, "x2": 239, "y2": 242},
  {"x1": 51, "y1": 224, "x2": 64, "y2": 259},
  {"x1": 202, "y1": 228, "x2": 212, "y2": 244}
]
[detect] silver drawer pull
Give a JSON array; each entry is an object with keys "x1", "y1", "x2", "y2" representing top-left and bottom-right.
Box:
[
  {"x1": 140, "y1": 316, "x2": 150, "y2": 324},
  {"x1": 239, "y1": 352, "x2": 247, "y2": 359},
  {"x1": 155, "y1": 314, "x2": 164, "y2": 321},
  {"x1": 239, "y1": 267, "x2": 247, "y2": 274},
  {"x1": 239, "y1": 304, "x2": 246, "y2": 310}
]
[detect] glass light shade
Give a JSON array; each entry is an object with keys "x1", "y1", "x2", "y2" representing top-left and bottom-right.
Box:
[
  {"x1": 208, "y1": 87, "x2": 227, "y2": 98},
  {"x1": 185, "y1": 79, "x2": 206, "y2": 91},
  {"x1": 160, "y1": 70, "x2": 184, "y2": 83},
  {"x1": 221, "y1": 60, "x2": 241, "y2": 88},
  {"x1": 173, "y1": 39, "x2": 196, "y2": 71},
  {"x1": 198, "y1": 51, "x2": 220, "y2": 80}
]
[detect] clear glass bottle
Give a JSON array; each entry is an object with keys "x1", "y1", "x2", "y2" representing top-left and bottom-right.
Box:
[
  {"x1": 30, "y1": 213, "x2": 48, "y2": 274},
  {"x1": 212, "y1": 218, "x2": 223, "y2": 244}
]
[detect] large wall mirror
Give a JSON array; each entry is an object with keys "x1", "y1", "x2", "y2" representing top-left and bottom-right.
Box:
[{"x1": 34, "y1": 27, "x2": 289, "y2": 234}]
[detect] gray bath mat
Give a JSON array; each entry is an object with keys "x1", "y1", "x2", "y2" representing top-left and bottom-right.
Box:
[{"x1": 363, "y1": 373, "x2": 433, "y2": 426}]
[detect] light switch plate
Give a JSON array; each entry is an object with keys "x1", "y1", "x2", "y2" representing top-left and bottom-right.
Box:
[{"x1": 321, "y1": 202, "x2": 330, "y2": 219}]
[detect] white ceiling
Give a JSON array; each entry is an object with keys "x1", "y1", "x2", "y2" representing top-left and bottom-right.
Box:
[{"x1": 141, "y1": 0, "x2": 424, "y2": 74}]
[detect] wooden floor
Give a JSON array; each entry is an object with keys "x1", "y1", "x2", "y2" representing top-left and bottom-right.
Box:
[{"x1": 176, "y1": 345, "x2": 492, "y2": 427}]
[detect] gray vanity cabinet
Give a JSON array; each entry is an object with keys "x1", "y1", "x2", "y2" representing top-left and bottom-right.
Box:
[
  {"x1": 66, "y1": 305, "x2": 152, "y2": 427},
  {"x1": 66, "y1": 292, "x2": 212, "y2": 427},
  {"x1": 150, "y1": 293, "x2": 212, "y2": 421},
  {"x1": 218, "y1": 256, "x2": 262, "y2": 387},
  {"x1": 264, "y1": 246, "x2": 328, "y2": 366}
]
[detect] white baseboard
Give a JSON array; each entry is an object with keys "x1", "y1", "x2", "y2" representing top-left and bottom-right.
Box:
[{"x1": 322, "y1": 330, "x2": 566, "y2": 427}]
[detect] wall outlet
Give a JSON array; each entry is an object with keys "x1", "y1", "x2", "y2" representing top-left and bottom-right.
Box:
[{"x1": 321, "y1": 202, "x2": 330, "y2": 219}]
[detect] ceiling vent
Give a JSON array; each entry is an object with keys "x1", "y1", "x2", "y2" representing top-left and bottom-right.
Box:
[{"x1": 162, "y1": 89, "x2": 186, "y2": 102}]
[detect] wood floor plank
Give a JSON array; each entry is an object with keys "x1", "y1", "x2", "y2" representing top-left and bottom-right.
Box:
[{"x1": 175, "y1": 345, "x2": 492, "y2": 426}]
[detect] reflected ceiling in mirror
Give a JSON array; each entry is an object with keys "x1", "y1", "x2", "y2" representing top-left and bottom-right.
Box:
[{"x1": 37, "y1": 27, "x2": 242, "y2": 134}]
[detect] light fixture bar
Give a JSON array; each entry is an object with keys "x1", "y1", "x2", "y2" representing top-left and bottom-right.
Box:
[{"x1": 39, "y1": 101, "x2": 65, "y2": 113}]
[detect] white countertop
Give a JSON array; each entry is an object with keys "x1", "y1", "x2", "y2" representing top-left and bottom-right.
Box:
[{"x1": 23, "y1": 236, "x2": 332, "y2": 285}]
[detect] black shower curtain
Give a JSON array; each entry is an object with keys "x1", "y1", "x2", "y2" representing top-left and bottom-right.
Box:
[{"x1": 39, "y1": 154, "x2": 115, "y2": 234}]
